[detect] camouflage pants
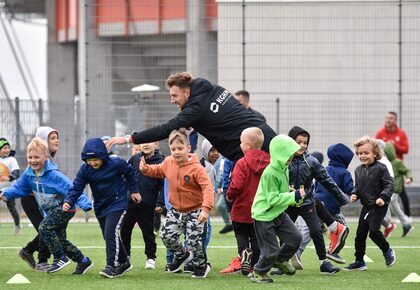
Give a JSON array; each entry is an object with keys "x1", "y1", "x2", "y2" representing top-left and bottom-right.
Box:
[
  {"x1": 39, "y1": 208, "x2": 84, "y2": 262},
  {"x1": 162, "y1": 208, "x2": 207, "y2": 268}
]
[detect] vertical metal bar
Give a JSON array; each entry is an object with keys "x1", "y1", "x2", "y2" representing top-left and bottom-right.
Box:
[
  {"x1": 276, "y1": 98, "x2": 280, "y2": 134},
  {"x1": 38, "y1": 98, "x2": 43, "y2": 126},
  {"x1": 398, "y1": 0, "x2": 403, "y2": 126},
  {"x1": 241, "y1": 0, "x2": 246, "y2": 89},
  {"x1": 15, "y1": 97, "x2": 21, "y2": 152}
]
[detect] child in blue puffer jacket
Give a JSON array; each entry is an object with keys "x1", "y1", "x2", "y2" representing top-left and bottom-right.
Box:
[{"x1": 0, "y1": 138, "x2": 93, "y2": 275}]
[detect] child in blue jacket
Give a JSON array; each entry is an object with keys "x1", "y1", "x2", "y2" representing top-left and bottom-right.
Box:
[
  {"x1": 316, "y1": 143, "x2": 354, "y2": 263},
  {"x1": 63, "y1": 137, "x2": 141, "y2": 278},
  {"x1": 0, "y1": 138, "x2": 93, "y2": 274}
]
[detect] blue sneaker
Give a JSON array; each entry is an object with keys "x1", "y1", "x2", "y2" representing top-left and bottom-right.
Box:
[
  {"x1": 344, "y1": 261, "x2": 367, "y2": 271},
  {"x1": 47, "y1": 256, "x2": 71, "y2": 273},
  {"x1": 320, "y1": 260, "x2": 340, "y2": 274},
  {"x1": 73, "y1": 258, "x2": 94, "y2": 275},
  {"x1": 384, "y1": 248, "x2": 396, "y2": 268}
]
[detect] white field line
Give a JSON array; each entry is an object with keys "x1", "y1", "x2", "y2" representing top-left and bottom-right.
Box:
[{"x1": 1, "y1": 245, "x2": 420, "y2": 250}]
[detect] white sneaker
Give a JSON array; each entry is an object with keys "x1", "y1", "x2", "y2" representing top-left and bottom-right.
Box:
[{"x1": 145, "y1": 259, "x2": 155, "y2": 270}]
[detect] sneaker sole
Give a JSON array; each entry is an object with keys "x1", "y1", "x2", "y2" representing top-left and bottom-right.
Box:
[
  {"x1": 47, "y1": 260, "x2": 71, "y2": 273},
  {"x1": 219, "y1": 269, "x2": 241, "y2": 274},
  {"x1": 99, "y1": 271, "x2": 121, "y2": 278},
  {"x1": 326, "y1": 253, "x2": 346, "y2": 264},
  {"x1": 18, "y1": 250, "x2": 36, "y2": 269},
  {"x1": 331, "y1": 227, "x2": 349, "y2": 255},
  {"x1": 241, "y1": 250, "x2": 253, "y2": 275},
  {"x1": 343, "y1": 266, "x2": 367, "y2": 271},
  {"x1": 73, "y1": 262, "x2": 94, "y2": 275},
  {"x1": 191, "y1": 264, "x2": 211, "y2": 278},
  {"x1": 290, "y1": 254, "x2": 303, "y2": 270},
  {"x1": 321, "y1": 269, "x2": 340, "y2": 275},
  {"x1": 121, "y1": 264, "x2": 133, "y2": 275}
]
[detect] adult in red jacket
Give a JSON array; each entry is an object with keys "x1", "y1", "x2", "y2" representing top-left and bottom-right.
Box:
[
  {"x1": 375, "y1": 111, "x2": 409, "y2": 160},
  {"x1": 375, "y1": 111, "x2": 411, "y2": 217}
]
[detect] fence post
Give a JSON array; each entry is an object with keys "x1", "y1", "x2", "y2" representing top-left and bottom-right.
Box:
[
  {"x1": 276, "y1": 97, "x2": 280, "y2": 134},
  {"x1": 38, "y1": 98, "x2": 43, "y2": 126},
  {"x1": 14, "y1": 97, "x2": 21, "y2": 151}
]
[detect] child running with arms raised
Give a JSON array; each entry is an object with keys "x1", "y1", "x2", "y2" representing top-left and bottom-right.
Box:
[{"x1": 140, "y1": 128, "x2": 214, "y2": 278}]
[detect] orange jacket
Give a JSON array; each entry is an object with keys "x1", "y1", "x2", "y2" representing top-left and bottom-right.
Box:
[{"x1": 141, "y1": 153, "x2": 214, "y2": 213}]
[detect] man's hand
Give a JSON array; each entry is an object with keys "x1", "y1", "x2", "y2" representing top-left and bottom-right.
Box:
[
  {"x1": 62, "y1": 202, "x2": 71, "y2": 212},
  {"x1": 350, "y1": 194, "x2": 358, "y2": 203},
  {"x1": 0, "y1": 193, "x2": 7, "y2": 202},
  {"x1": 405, "y1": 178, "x2": 412, "y2": 185},
  {"x1": 376, "y1": 198, "x2": 385, "y2": 206},
  {"x1": 105, "y1": 137, "x2": 126, "y2": 151},
  {"x1": 131, "y1": 193, "x2": 142, "y2": 204},
  {"x1": 198, "y1": 211, "x2": 209, "y2": 224}
]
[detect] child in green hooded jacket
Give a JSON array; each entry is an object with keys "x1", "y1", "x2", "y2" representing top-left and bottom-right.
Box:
[{"x1": 250, "y1": 134, "x2": 304, "y2": 283}]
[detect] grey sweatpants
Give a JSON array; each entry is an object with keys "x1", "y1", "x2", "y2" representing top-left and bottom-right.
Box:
[{"x1": 253, "y1": 212, "x2": 302, "y2": 275}]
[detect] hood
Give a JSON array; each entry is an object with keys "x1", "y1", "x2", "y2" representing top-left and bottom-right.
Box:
[
  {"x1": 327, "y1": 143, "x2": 354, "y2": 168},
  {"x1": 384, "y1": 142, "x2": 397, "y2": 162},
  {"x1": 81, "y1": 138, "x2": 109, "y2": 162},
  {"x1": 27, "y1": 160, "x2": 59, "y2": 177},
  {"x1": 189, "y1": 78, "x2": 214, "y2": 100},
  {"x1": 288, "y1": 125, "x2": 311, "y2": 147},
  {"x1": 244, "y1": 149, "x2": 270, "y2": 174},
  {"x1": 269, "y1": 134, "x2": 301, "y2": 171},
  {"x1": 35, "y1": 126, "x2": 59, "y2": 142},
  {"x1": 376, "y1": 139, "x2": 386, "y2": 154},
  {"x1": 200, "y1": 138, "x2": 213, "y2": 162}
]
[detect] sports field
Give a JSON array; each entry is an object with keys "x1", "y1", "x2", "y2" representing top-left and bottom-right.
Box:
[{"x1": 0, "y1": 220, "x2": 419, "y2": 289}]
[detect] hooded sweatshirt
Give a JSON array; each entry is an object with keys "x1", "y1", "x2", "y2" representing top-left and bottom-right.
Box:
[
  {"x1": 287, "y1": 126, "x2": 349, "y2": 207},
  {"x1": 384, "y1": 142, "x2": 413, "y2": 194},
  {"x1": 251, "y1": 135, "x2": 301, "y2": 222},
  {"x1": 200, "y1": 138, "x2": 217, "y2": 186},
  {"x1": 316, "y1": 143, "x2": 354, "y2": 215},
  {"x1": 227, "y1": 148, "x2": 270, "y2": 223},
  {"x1": 3, "y1": 160, "x2": 89, "y2": 217},
  {"x1": 141, "y1": 153, "x2": 214, "y2": 213},
  {"x1": 130, "y1": 78, "x2": 277, "y2": 161},
  {"x1": 64, "y1": 138, "x2": 137, "y2": 218},
  {"x1": 35, "y1": 126, "x2": 59, "y2": 163}
]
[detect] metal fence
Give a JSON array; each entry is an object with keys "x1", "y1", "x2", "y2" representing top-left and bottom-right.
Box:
[{"x1": 1, "y1": 0, "x2": 420, "y2": 222}]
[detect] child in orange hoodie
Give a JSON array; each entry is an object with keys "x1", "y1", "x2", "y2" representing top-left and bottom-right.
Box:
[{"x1": 140, "y1": 128, "x2": 214, "y2": 278}]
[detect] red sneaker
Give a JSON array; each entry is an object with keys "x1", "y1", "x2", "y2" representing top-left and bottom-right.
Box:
[
  {"x1": 219, "y1": 256, "x2": 241, "y2": 274},
  {"x1": 328, "y1": 223, "x2": 348, "y2": 254},
  {"x1": 384, "y1": 223, "x2": 397, "y2": 238}
]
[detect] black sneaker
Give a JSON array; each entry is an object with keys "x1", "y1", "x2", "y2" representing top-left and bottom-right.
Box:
[
  {"x1": 47, "y1": 256, "x2": 71, "y2": 273},
  {"x1": 270, "y1": 268, "x2": 284, "y2": 276},
  {"x1": 384, "y1": 248, "x2": 396, "y2": 268},
  {"x1": 219, "y1": 224, "x2": 234, "y2": 234},
  {"x1": 99, "y1": 265, "x2": 121, "y2": 278},
  {"x1": 165, "y1": 264, "x2": 182, "y2": 273},
  {"x1": 326, "y1": 253, "x2": 346, "y2": 264},
  {"x1": 18, "y1": 248, "x2": 36, "y2": 269},
  {"x1": 166, "y1": 251, "x2": 192, "y2": 273},
  {"x1": 250, "y1": 272, "x2": 273, "y2": 283},
  {"x1": 320, "y1": 260, "x2": 340, "y2": 275},
  {"x1": 118, "y1": 261, "x2": 133, "y2": 276},
  {"x1": 73, "y1": 258, "x2": 94, "y2": 275},
  {"x1": 191, "y1": 263, "x2": 211, "y2": 278},
  {"x1": 184, "y1": 262, "x2": 194, "y2": 273},
  {"x1": 240, "y1": 248, "x2": 253, "y2": 275},
  {"x1": 343, "y1": 261, "x2": 367, "y2": 271},
  {"x1": 402, "y1": 225, "x2": 414, "y2": 237}
]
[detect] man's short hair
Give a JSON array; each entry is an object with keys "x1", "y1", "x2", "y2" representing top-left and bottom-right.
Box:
[
  {"x1": 387, "y1": 111, "x2": 397, "y2": 118},
  {"x1": 165, "y1": 72, "x2": 194, "y2": 89},
  {"x1": 235, "y1": 90, "x2": 250, "y2": 101}
]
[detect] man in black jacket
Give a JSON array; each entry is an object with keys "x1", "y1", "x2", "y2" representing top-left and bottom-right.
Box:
[{"x1": 106, "y1": 72, "x2": 276, "y2": 162}]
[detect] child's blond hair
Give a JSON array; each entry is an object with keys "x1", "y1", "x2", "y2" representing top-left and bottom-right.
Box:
[
  {"x1": 354, "y1": 136, "x2": 382, "y2": 161},
  {"x1": 27, "y1": 137, "x2": 49, "y2": 156},
  {"x1": 169, "y1": 128, "x2": 189, "y2": 145},
  {"x1": 242, "y1": 127, "x2": 264, "y2": 149}
]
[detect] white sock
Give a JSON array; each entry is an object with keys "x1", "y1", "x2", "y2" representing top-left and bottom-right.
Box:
[{"x1": 328, "y1": 221, "x2": 338, "y2": 233}]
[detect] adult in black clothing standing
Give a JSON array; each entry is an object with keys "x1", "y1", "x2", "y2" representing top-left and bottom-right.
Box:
[{"x1": 106, "y1": 72, "x2": 277, "y2": 162}]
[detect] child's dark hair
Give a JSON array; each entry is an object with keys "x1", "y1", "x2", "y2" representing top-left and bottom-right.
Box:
[
  {"x1": 169, "y1": 128, "x2": 189, "y2": 146},
  {"x1": 354, "y1": 136, "x2": 382, "y2": 161}
]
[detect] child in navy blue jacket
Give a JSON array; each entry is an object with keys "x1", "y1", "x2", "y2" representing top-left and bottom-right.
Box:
[
  {"x1": 63, "y1": 137, "x2": 141, "y2": 278},
  {"x1": 1, "y1": 138, "x2": 93, "y2": 274},
  {"x1": 316, "y1": 143, "x2": 354, "y2": 263},
  {"x1": 121, "y1": 141, "x2": 164, "y2": 270}
]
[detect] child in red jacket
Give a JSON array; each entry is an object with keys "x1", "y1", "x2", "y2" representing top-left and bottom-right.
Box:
[{"x1": 225, "y1": 127, "x2": 270, "y2": 276}]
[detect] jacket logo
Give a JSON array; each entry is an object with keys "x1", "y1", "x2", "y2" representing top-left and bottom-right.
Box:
[
  {"x1": 210, "y1": 102, "x2": 219, "y2": 113},
  {"x1": 184, "y1": 175, "x2": 190, "y2": 183}
]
